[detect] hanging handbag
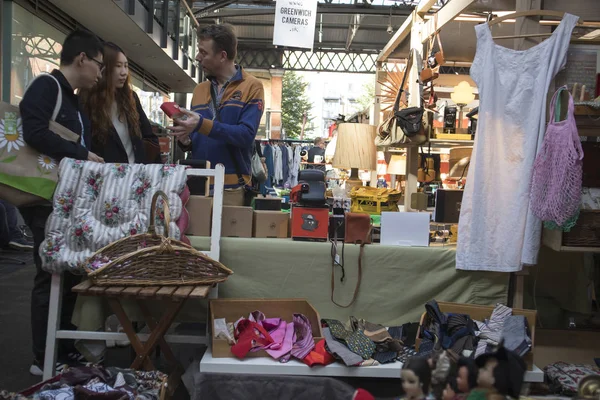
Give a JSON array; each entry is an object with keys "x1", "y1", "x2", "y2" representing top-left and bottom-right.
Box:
[
  {"x1": 331, "y1": 212, "x2": 372, "y2": 308},
  {"x1": 0, "y1": 74, "x2": 79, "y2": 206},
  {"x1": 376, "y1": 49, "x2": 429, "y2": 147},
  {"x1": 530, "y1": 86, "x2": 583, "y2": 227},
  {"x1": 251, "y1": 150, "x2": 267, "y2": 183}
]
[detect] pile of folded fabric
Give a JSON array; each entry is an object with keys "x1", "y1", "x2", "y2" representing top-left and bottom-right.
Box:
[
  {"x1": 216, "y1": 310, "x2": 421, "y2": 367},
  {"x1": 0, "y1": 366, "x2": 166, "y2": 400},
  {"x1": 418, "y1": 300, "x2": 533, "y2": 360}
]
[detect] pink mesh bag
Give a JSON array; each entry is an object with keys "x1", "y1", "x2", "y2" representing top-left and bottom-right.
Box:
[{"x1": 530, "y1": 86, "x2": 583, "y2": 226}]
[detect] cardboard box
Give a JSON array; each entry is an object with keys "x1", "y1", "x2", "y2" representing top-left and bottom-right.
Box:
[
  {"x1": 415, "y1": 301, "x2": 537, "y2": 370},
  {"x1": 253, "y1": 210, "x2": 289, "y2": 238},
  {"x1": 222, "y1": 206, "x2": 253, "y2": 238},
  {"x1": 210, "y1": 298, "x2": 324, "y2": 358},
  {"x1": 186, "y1": 195, "x2": 212, "y2": 236}
]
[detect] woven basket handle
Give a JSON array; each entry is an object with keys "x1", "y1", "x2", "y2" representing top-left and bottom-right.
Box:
[{"x1": 148, "y1": 190, "x2": 171, "y2": 237}]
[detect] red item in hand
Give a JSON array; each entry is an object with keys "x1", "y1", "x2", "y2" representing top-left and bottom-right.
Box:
[
  {"x1": 302, "y1": 339, "x2": 336, "y2": 367},
  {"x1": 231, "y1": 319, "x2": 274, "y2": 359},
  {"x1": 352, "y1": 389, "x2": 375, "y2": 400},
  {"x1": 160, "y1": 102, "x2": 184, "y2": 119}
]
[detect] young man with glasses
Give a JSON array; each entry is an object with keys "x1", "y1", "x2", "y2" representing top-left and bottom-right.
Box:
[{"x1": 19, "y1": 29, "x2": 105, "y2": 376}]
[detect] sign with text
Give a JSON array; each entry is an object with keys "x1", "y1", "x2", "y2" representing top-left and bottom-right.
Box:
[{"x1": 273, "y1": 0, "x2": 318, "y2": 50}]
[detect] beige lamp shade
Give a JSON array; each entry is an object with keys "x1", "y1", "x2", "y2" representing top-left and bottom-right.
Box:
[
  {"x1": 451, "y1": 81, "x2": 475, "y2": 105},
  {"x1": 387, "y1": 154, "x2": 406, "y2": 175},
  {"x1": 332, "y1": 123, "x2": 377, "y2": 170},
  {"x1": 449, "y1": 146, "x2": 472, "y2": 179}
]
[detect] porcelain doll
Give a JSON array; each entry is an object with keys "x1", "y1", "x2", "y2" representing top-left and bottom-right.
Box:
[
  {"x1": 401, "y1": 357, "x2": 432, "y2": 400},
  {"x1": 456, "y1": 357, "x2": 478, "y2": 394},
  {"x1": 467, "y1": 346, "x2": 526, "y2": 400}
]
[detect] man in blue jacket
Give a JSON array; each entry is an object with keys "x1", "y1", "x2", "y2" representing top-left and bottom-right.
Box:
[
  {"x1": 169, "y1": 24, "x2": 264, "y2": 206},
  {"x1": 19, "y1": 29, "x2": 104, "y2": 376}
]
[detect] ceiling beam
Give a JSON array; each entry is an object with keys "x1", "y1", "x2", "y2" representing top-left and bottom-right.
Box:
[
  {"x1": 421, "y1": 0, "x2": 478, "y2": 42},
  {"x1": 377, "y1": 12, "x2": 412, "y2": 62},
  {"x1": 196, "y1": 4, "x2": 413, "y2": 19},
  {"x1": 346, "y1": 14, "x2": 362, "y2": 50},
  {"x1": 416, "y1": 0, "x2": 438, "y2": 16},
  {"x1": 194, "y1": 0, "x2": 238, "y2": 17}
]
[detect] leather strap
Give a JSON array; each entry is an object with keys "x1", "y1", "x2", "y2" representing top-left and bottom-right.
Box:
[
  {"x1": 331, "y1": 224, "x2": 372, "y2": 308},
  {"x1": 392, "y1": 49, "x2": 415, "y2": 114}
]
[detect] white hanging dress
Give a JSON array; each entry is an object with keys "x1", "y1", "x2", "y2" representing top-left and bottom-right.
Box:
[{"x1": 456, "y1": 14, "x2": 578, "y2": 272}]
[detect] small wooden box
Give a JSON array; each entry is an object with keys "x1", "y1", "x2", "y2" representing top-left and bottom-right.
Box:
[
  {"x1": 221, "y1": 206, "x2": 253, "y2": 238},
  {"x1": 210, "y1": 298, "x2": 323, "y2": 358},
  {"x1": 415, "y1": 301, "x2": 537, "y2": 370},
  {"x1": 186, "y1": 196, "x2": 212, "y2": 236},
  {"x1": 253, "y1": 211, "x2": 289, "y2": 238}
]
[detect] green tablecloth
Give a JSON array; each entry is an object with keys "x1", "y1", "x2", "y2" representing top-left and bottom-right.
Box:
[
  {"x1": 191, "y1": 237, "x2": 508, "y2": 325},
  {"x1": 73, "y1": 238, "x2": 509, "y2": 331}
]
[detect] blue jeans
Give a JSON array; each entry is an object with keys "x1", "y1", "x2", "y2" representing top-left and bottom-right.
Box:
[{"x1": 0, "y1": 200, "x2": 20, "y2": 246}]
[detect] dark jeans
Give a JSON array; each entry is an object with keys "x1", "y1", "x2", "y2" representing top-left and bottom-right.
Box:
[
  {"x1": 0, "y1": 200, "x2": 21, "y2": 246},
  {"x1": 20, "y1": 206, "x2": 80, "y2": 362}
]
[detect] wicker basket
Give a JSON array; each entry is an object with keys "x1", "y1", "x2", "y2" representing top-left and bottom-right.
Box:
[
  {"x1": 562, "y1": 210, "x2": 600, "y2": 247},
  {"x1": 83, "y1": 191, "x2": 233, "y2": 286}
]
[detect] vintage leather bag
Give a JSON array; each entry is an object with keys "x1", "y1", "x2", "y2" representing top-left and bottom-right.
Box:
[
  {"x1": 331, "y1": 213, "x2": 372, "y2": 308},
  {"x1": 376, "y1": 49, "x2": 429, "y2": 147}
]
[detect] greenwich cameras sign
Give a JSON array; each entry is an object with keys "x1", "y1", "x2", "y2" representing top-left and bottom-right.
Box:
[{"x1": 273, "y1": 0, "x2": 318, "y2": 50}]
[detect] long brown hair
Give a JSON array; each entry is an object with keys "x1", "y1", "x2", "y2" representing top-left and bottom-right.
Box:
[{"x1": 80, "y1": 42, "x2": 140, "y2": 144}]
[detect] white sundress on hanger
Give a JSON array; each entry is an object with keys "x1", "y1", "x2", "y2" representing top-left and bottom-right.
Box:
[{"x1": 456, "y1": 14, "x2": 578, "y2": 272}]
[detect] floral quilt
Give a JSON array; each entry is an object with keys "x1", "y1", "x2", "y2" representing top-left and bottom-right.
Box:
[{"x1": 40, "y1": 159, "x2": 188, "y2": 273}]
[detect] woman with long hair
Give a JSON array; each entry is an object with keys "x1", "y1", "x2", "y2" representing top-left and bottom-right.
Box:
[{"x1": 80, "y1": 42, "x2": 160, "y2": 164}]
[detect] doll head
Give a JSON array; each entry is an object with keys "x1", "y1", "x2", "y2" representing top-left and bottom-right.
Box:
[
  {"x1": 402, "y1": 357, "x2": 432, "y2": 400},
  {"x1": 456, "y1": 357, "x2": 478, "y2": 393},
  {"x1": 475, "y1": 346, "x2": 526, "y2": 398},
  {"x1": 442, "y1": 374, "x2": 459, "y2": 400}
]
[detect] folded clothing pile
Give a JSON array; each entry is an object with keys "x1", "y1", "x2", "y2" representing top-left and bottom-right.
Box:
[{"x1": 0, "y1": 366, "x2": 166, "y2": 400}]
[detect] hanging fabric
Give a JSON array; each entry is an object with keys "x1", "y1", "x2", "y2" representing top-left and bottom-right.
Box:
[
  {"x1": 530, "y1": 86, "x2": 583, "y2": 228},
  {"x1": 456, "y1": 13, "x2": 578, "y2": 272}
]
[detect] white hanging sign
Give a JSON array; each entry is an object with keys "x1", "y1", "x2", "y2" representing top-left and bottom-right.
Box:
[{"x1": 273, "y1": 0, "x2": 318, "y2": 50}]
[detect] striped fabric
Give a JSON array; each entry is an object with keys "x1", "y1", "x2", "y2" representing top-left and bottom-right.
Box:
[{"x1": 474, "y1": 303, "x2": 512, "y2": 357}]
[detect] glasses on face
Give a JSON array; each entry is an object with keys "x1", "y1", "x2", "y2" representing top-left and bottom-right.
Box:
[{"x1": 88, "y1": 56, "x2": 105, "y2": 72}]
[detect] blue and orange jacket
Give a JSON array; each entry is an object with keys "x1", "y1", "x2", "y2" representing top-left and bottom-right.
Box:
[{"x1": 188, "y1": 67, "x2": 264, "y2": 187}]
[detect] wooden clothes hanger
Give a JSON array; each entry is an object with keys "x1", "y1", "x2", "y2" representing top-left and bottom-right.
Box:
[{"x1": 488, "y1": 10, "x2": 584, "y2": 40}]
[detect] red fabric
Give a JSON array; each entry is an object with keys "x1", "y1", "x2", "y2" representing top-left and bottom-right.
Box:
[
  {"x1": 231, "y1": 319, "x2": 274, "y2": 359},
  {"x1": 302, "y1": 339, "x2": 335, "y2": 367},
  {"x1": 352, "y1": 389, "x2": 375, "y2": 400}
]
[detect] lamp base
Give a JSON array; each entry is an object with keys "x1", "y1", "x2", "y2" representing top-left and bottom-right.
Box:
[{"x1": 344, "y1": 168, "x2": 363, "y2": 197}]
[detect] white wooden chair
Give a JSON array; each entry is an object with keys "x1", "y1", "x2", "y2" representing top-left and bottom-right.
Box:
[{"x1": 43, "y1": 165, "x2": 225, "y2": 380}]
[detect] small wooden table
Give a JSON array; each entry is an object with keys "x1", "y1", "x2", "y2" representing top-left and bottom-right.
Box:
[{"x1": 73, "y1": 280, "x2": 212, "y2": 394}]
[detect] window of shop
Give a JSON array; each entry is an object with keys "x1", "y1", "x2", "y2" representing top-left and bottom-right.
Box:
[{"x1": 9, "y1": 3, "x2": 66, "y2": 105}]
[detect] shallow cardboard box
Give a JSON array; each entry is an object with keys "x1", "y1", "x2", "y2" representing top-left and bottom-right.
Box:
[
  {"x1": 222, "y1": 206, "x2": 253, "y2": 238},
  {"x1": 415, "y1": 301, "x2": 537, "y2": 370},
  {"x1": 253, "y1": 211, "x2": 289, "y2": 238},
  {"x1": 186, "y1": 196, "x2": 212, "y2": 236},
  {"x1": 210, "y1": 298, "x2": 324, "y2": 358}
]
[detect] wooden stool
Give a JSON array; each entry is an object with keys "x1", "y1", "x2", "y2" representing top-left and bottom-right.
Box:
[{"x1": 73, "y1": 280, "x2": 212, "y2": 394}]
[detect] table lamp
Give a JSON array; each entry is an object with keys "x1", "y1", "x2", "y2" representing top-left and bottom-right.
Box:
[
  {"x1": 450, "y1": 81, "x2": 475, "y2": 129},
  {"x1": 332, "y1": 123, "x2": 377, "y2": 192},
  {"x1": 387, "y1": 154, "x2": 406, "y2": 191},
  {"x1": 449, "y1": 146, "x2": 472, "y2": 181}
]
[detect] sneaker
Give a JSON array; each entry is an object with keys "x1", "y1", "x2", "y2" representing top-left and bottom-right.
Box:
[
  {"x1": 8, "y1": 236, "x2": 33, "y2": 251},
  {"x1": 29, "y1": 359, "x2": 68, "y2": 376}
]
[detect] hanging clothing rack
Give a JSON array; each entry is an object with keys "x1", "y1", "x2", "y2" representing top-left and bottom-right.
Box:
[
  {"x1": 257, "y1": 138, "x2": 314, "y2": 144},
  {"x1": 489, "y1": 10, "x2": 584, "y2": 40}
]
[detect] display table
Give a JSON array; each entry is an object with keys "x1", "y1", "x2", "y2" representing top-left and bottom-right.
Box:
[
  {"x1": 199, "y1": 347, "x2": 544, "y2": 383},
  {"x1": 189, "y1": 237, "x2": 509, "y2": 325}
]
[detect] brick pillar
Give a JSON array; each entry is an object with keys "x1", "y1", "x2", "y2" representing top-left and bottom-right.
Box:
[{"x1": 269, "y1": 69, "x2": 284, "y2": 139}]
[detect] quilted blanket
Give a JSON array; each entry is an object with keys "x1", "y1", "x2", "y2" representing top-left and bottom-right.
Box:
[{"x1": 40, "y1": 159, "x2": 188, "y2": 273}]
